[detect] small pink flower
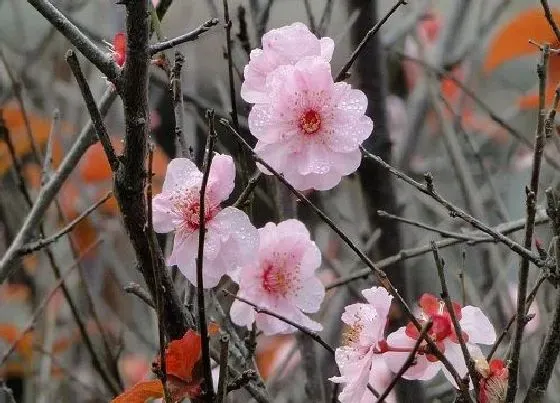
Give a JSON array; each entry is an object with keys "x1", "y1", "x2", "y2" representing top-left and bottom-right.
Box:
[
  {"x1": 385, "y1": 294, "x2": 496, "y2": 387},
  {"x1": 229, "y1": 220, "x2": 325, "y2": 335},
  {"x1": 248, "y1": 57, "x2": 373, "y2": 190},
  {"x1": 330, "y1": 287, "x2": 396, "y2": 403},
  {"x1": 241, "y1": 22, "x2": 334, "y2": 104},
  {"x1": 152, "y1": 156, "x2": 258, "y2": 288}
]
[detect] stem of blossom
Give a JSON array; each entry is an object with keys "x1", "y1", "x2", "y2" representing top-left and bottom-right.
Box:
[
  {"x1": 361, "y1": 147, "x2": 544, "y2": 267},
  {"x1": 146, "y1": 145, "x2": 172, "y2": 403},
  {"x1": 216, "y1": 334, "x2": 230, "y2": 403},
  {"x1": 506, "y1": 44, "x2": 550, "y2": 403},
  {"x1": 432, "y1": 243, "x2": 478, "y2": 396},
  {"x1": 219, "y1": 119, "x2": 471, "y2": 397},
  {"x1": 334, "y1": 0, "x2": 407, "y2": 81},
  {"x1": 197, "y1": 111, "x2": 217, "y2": 401},
  {"x1": 524, "y1": 189, "x2": 560, "y2": 403},
  {"x1": 224, "y1": 290, "x2": 335, "y2": 354},
  {"x1": 376, "y1": 321, "x2": 433, "y2": 403}
]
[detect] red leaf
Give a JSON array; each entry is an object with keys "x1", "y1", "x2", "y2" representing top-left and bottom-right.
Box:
[{"x1": 165, "y1": 330, "x2": 202, "y2": 382}]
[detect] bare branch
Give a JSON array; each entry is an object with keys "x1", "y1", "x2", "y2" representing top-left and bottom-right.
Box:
[
  {"x1": 216, "y1": 334, "x2": 230, "y2": 403},
  {"x1": 149, "y1": 18, "x2": 219, "y2": 55},
  {"x1": 124, "y1": 282, "x2": 155, "y2": 308},
  {"x1": 540, "y1": 0, "x2": 560, "y2": 44}
]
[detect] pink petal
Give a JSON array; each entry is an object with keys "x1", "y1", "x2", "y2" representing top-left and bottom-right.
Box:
[
  {"x1": 207, "y1": 154, "x2": 235, "y2": 203},
  {"x1": 320, "y1": 37, "x2": 335, "y2": 61},
  {"x1": 326, "y1": 113, "x2": 373, "y2": 153},
  {"x1": 161, "y1": 157, "x2": 201, "y2": 194},
  {"x1": 152, "y1": 194, "x2": 178, "y2": 233},
  {"x1": 330, "y1": 149, "x2": 362, "y2": 175},
  {"x1": 332, "y1": 82, "x2": 369, "y2": 117},
  {"x1": 299, "y1": 240, "x2": 322, "y2": 276},
  {"x1": 294, "y1": 142, "x2": 333, "y2": 176},
  {"x1": 248, "y1": 105, "x2": 296, "y2": 144},
  {"x1": 230, "y1": 299, "x2": 256, "y2": 329},
  {"x1": 368, "y1": 357, "x2": 395, "y2": 402},
  {"x1": 283, "y1": 167, "x2": 343, "y2": 191},
  {"x1": 361, "y1": 286, "x2": 393, "y2": 322},
  {"x1": 168, "y1": 232, "x2": 198, "y2": 283},
  {"x1": 440, "y1": 340, "x2": 468, "y2": 388},
  {"x1": 292, "y1": 57, "x2": 334, "y2": 97},
  {"x1": 262, "y1": 23, "x2": 321, "y2": 63},
  {"x1": 385, "y1": 327, "x2": 440, "y2": 381},
  {"x1": 294, "y1": 275, "x2": 324, "y2": 313},
  {"x1": 460, "y1": 306, "x2": 496, "y2": 345},
  {"x1": 330, "y1": 347, "x2": 373, "y2": 403}
]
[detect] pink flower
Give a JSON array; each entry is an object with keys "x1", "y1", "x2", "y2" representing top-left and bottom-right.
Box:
[
  {"x1": 229, "y1": 219, "x2": 325, "y2": 335},
  {"x1": 330, "y1": 287, "x2": 396, "y2": 403},
  {"x1": 241, "y1": 22, "x2": 334, "y2": 104},
  {"x1": 385, "y1": 294, "x2": 496, "y2": 387},
  {"x1": 152, "y1": 156, "x2": 258, "y2": 288},
  {"x1": 248, "y1": 57, "x2": 373, "y2": 190}
]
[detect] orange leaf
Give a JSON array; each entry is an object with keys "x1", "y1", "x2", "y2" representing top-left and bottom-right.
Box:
[
  {"x1": 111, "y1": 379, "x2": 163, "y2": 403},
  {"x1": 165, "y1": 330, "x2": 202, "y2": 382},
  {"x1": 0, "y1": 324, "x2": 34, "y2": 361},
  {"x1": 484, "y1": 7, "x2": 560, "y2": 73}
]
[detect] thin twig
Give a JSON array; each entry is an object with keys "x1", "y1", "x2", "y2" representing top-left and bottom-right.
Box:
[
  {"x1": 506, "y1": 44, "x2": 550, "y2": 403},
  {"x1": 197, "y1": 111, "x2": 217, "y2": 401},
  {"x1": 171, "y1": 51, "x2": 188, "y2": 157},
  {"x1": 18, "y1": 191, "x2": 112, "y2": 255},
  {"x1": 317, "y1": 0, "x2": 334, "y2": 37},
  {"x1": 302, "y1": 0, "x2": 316, "y2": 33},
  {"x1": 361, "y1": 148, "x2": 544, "y2": 267},
  {"x1": 335, "y1": 0, "x2": 407, "y2": 81},
  {"x1": 432, "y1": 242, "x2": 478, "y2": 396},
  {"x1": 376, "y1": 321, "x2": 433, "y2": 403},
  {"x1": 219, "y1": 119, "x2": 471, "y2": 397},
  {"x1": 225, "y1": 290, "x2": 335, "y2": 355},
  {"x1": 149, "y1": 18, "x2": 219, "y2": 55},
  {"x1": 66, "y1": 50, "x2": 119, "y2": 172},
  {"x1": 233, "y1": 172, "x2": 261, "y2": 208},
  {"x1": 216, "y1": 333, "x2": 230, "y2": 403},
  {"x1": 326, "y1": 211, "x2": 550, "y2": 290},
  {"x1": 236, "y1": 6, "x2": 251, "y2": 57}
]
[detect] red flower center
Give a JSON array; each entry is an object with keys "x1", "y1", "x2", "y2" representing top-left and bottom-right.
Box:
[
  {"x1": 431, "y1": 313, "x2": 453, "y2": 341},
  {"x1": 173, "y1": 191, "x2": 217, "y2": 232},
  {"x1": 299, "y1": 110, "x2": 322, "y2": 135},
  {"x1": 262, "y1": 263, "x2": 297, "y2": 297}
]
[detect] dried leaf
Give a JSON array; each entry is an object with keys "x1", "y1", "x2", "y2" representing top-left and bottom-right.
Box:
[
  {"x1": 111, "y1": 379, "x2": 163, "y2": 403},
  {"x1": 484, "y1": 7, "x2": 560, "y2": 73},
  {"x1": 165, "y1": 330, "x2": 202, "y2": 382}
]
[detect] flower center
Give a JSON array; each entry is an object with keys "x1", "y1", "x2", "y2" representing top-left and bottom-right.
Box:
[
  {"x1": 299, "y1": 109, "x2": 322, "y2": 135},
  {"x1": 262, "y1": 263, "x2": 296, "y2": 297},
  {"x1": 431, "y1": 313, "x2": 453, "y2": 341},
  {"x1": 342, "y1": 322, "x2": 363, "y2": 347},
  {"x1": 173, "y1": 190, "x2": 217, "y2": 232}
]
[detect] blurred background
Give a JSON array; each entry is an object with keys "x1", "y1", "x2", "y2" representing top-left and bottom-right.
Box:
[{"x1": 1, "y1": 0, "x2": 560, "y2": 401}]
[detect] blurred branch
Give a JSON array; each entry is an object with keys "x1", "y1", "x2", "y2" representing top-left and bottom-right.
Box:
[
  {"x1": 124, "y1": 282, "x2": 155, "y2": 308},
  {"x1": 335, "y1": 0, "x2": 407, "y2": 81},
  {"x1": 26, "y1": 0, "x2": 121, "y2": 85},
  {"x1": 302, "y1": 0, "x2": 316, "y2": 33},
  {"x1": 171, "y1": 51, "x2": 188, "y2": 157},
  {"x1": 18, "y1": 191, "x2": 112, "y2": 255},
  {"x1": 540, "y1": 0, "x2": 560, "y2": 44},
  {"x1": 41, "y1": 109, "x2": 59, "y2": 185},
  {"x1": 149, "y1": 18, "x2": 220, "y2": 55},
  {"x1": 507, "y1": 44, "x2": 550, "y2": 403}
]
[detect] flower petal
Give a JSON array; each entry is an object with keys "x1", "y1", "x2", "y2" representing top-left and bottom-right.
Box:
[
  {"x1": 152, "y1": 194, "x2": 178, "y2": 233},
  {"x1": 294, "y1": 275, "x2": 325, "y2": 313},
  {"x1": 230, "y1": 299, "x2": 255, "y2": 329},
  {"x1": 460, "y1": 306, "x2": 496, "y2": 345},
  {"x1": 207, "y1": 154, "x2": 235, "y2": 203},
  {"x1": 161, "y1": 158, "x2": 201, "y2": 194},
  {"x1": 440, "y1": 340, "x2": 468, "y2": 388}
]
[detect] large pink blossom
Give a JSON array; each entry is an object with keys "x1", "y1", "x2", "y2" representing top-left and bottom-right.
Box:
[
  {"x1": 248, "y1": 57, "x2": 373, "y2": 190},
  {"x1": 152, "y1": 156, "x2": 258, "y2": 288},
  {"x1": 330, "y1": 287, "x2": 396, "y2": 403},
  {"x1": 384, "y1": 294, "x2": 496, "y2": 387},
  {"x1": 229, "y1": 219, "x2": 325, "y2": 335},
  {"x1": 241, "y1": 22, "x2": 334, "y2": 104}
]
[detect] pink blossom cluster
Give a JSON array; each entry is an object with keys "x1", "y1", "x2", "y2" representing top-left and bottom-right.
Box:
[
  {"x1": 331, "y1": 289, "x2": 498, "y2": 402},
  {"x1": 241, "y1": 23, "x2": 373, "y2": 190}
]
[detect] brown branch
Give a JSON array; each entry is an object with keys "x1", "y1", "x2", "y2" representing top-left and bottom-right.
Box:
[
  {"x1": 233, "y1": 171, "x2": 261, "y2": 208},
  {"x1": 506, "y1": 44, "x2": 550, "y2": 403},
  {"x1": 216, "y1": 333, "x2": 230, "y2": 403},
  {"x1": 124, "y1": 282, "x2": 155, "y2": 308},
  {"x1": 171, "y1": 51, "x2": 188, "y2": 157},
  {"x1": 149, "y1": 18, "x2": 219, "y2": 55},
  {"x1": 334, "y1": 0, "x2": 407, "y2": 81},
  {"x1": 197, "y1": 111, "x2": 217, "y2": 401},
  {"x1": 540, "y1": 0, "x2": 560, "y2": 44}
]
